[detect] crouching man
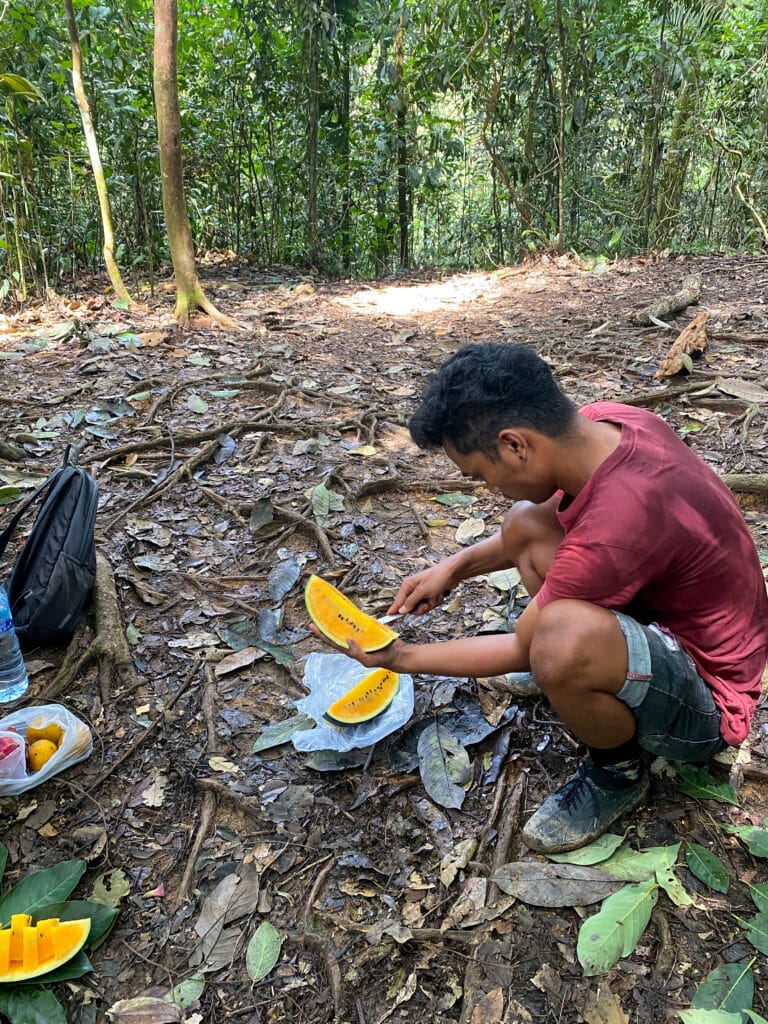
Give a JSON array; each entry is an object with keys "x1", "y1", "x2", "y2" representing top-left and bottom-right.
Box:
[{"x1": 313, "y1": 343, "x2": 768, "y2": 853}]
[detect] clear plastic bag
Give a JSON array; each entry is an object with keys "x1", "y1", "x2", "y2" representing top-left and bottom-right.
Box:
[
  {"x1": 293, "y1": 653, "x2": 414, "y2": 753},
  {"x1": 0, "y1": 703, "x2": 93, "y2": 796}
]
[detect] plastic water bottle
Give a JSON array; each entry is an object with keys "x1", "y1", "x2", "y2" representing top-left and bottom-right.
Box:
[{"x1": 0, "y1": 586, "x2": 29, "y2": 703}]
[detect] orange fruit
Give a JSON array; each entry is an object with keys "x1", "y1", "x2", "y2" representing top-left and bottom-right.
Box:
[
  {"x1": 26, "y1": 720, "x2": 64, "y2": 747},
  {"x1": 28, "y1": 739, "x2": 58, "y2": 772}
]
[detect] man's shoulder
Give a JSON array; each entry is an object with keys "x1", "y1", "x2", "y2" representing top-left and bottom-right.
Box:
[{"x1": 579, "y1": 401, "x2": 656, "y2": 425}]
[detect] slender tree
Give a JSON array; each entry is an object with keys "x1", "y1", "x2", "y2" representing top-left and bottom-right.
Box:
[
  {"x1": 63, "y1": 0, "x2": 132, "y2": 303},
  {"x1": 152, "y1": 0, "x2": 238, "y2": 327}
]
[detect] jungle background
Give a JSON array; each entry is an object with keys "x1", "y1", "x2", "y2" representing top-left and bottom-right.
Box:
[{"x1": 1, "y1": 1, "x2": 768, "y2": 1023}]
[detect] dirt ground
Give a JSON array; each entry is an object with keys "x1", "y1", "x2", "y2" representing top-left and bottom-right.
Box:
[{"x1": 0, "y1": 252, "x2": 767, "y2": 1024}]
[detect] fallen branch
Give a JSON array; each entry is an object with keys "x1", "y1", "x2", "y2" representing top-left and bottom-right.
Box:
[
  {"x1": 721, "y1": 474, "x2": 768, "y2": 496},
  {"x1": 487, "y1": 765, "x2": 526, "y2": 905},
  {"x1": 193, "y1": 777, "x2": 265, "y2": 819},
  {"x1": 621, "y1": 379, "x2": 716, "y2": 407},
  {"x1": 355, "y1": 476, "x2": 485, "y2": 499},
  {"x1": 42, "y1": 551, "x2": 135, "y2": 702},
  {"x1": 633, "y1": 274, "x2": 702, "y2": 326}
]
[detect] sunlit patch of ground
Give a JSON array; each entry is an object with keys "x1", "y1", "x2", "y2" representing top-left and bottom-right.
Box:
[{"x1": 335, "y1": 271, "x2": 503, "y2": 316}]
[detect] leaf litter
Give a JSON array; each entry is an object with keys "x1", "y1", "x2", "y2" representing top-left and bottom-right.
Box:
[{"x1": 0, "y1": 256, "x2": 767, "y2": 1022}]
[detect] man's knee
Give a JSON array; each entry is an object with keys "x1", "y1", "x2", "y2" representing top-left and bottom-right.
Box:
[{"x1": 530, "y1": 600, "x2": 625, "y2": 695}]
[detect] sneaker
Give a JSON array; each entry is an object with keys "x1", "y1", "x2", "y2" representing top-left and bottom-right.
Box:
[
  {"x1": 521, "y1": 758, "x2": 650, "y2": 854},
  {"x1": 475, "y1": 672, "x2": 542, "y2": 698}
]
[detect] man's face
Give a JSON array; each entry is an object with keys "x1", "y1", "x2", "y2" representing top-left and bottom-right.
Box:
[{"x1": 444, "y1": 436, "x2": 558, "y2": 504}]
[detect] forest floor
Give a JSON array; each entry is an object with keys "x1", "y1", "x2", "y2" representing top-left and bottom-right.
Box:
[{"x1": 0, "y1": 252, "x2": 767, "y2": 1024}]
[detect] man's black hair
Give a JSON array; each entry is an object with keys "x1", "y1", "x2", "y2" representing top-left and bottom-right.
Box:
[{"x1": 408, "y1": 343, "x2": 578, "y2": 458}]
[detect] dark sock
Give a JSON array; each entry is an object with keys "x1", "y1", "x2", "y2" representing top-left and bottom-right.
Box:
[{"x1": 588, "y1": 732, "x2": 642, "y2": 789}]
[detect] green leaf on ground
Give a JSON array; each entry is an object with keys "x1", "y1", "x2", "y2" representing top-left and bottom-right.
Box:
[
  {"x1": 746, "y1": 881, "x2": 768, "y2": 912},
  {"x1": 577, "y1": 880, "x2": 658, "y2": 976},
  {"x1": 253, "y1": 715, "x2": 315, "y2": 752},
  {"x1": 676, "y1": 765, "x2": 739, "y2": 805},
  {"x1": 0, "y1": 988, "x2": 67, "y2": 1023},
  {"x1": 311, "y1": 482, "x2": 344, "y2": 523},
  {"x1": 600, "y1": 842, "x2": 679, "y2": 881},
  {"x1": 735, "y1": 912, "x2": 768, "y2": 955},
  {"x1": 548, "y1": 833, "x2": 625, "y2": 866},
  {"x1": 165, "y1": 974, "x2": 205, "y2": 1009},
  {"x1": 685, "y1": 843, "x2": 730, "y2": 893},
  {"x1": 417, "y1": 722, "x2": 470, "y2": 810},
  {"x1": 433, "y1": 492, "x2": 476, "y2": 506},
  {"x1": 246, "y1": 921, "x2": 282, "y2": 983},
  {"x1": 721, "y1": 824, "x2": 768, "y2": 858},
  {"x1": 679, "y1": 1011, "x2": 744, "y2": 1024},
  {"x1": 691, "y1": 960, "x2": 754, "y2": 1013},
  {"x1": 0, "y1": 861, "x2": 86, "y2": 926}
]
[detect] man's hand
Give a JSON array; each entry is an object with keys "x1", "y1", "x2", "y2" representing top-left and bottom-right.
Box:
[
  {"x1": 309, "y1": 624, "x2": 406, "y2": 672},
  {"x1": 387, "y1": 561, "x2": 459, "y2": 617}
]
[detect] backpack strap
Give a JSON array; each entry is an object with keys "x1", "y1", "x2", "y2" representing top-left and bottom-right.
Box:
[
  {"x1": 63, "y1": 444, "x2": 80, "y2": 468},
  {"x1": 0, "y1": 448, "x2": 84, "y2": 563},
  {"x1": 0, "y1": 466, "x2": 68, "y2": 563}
]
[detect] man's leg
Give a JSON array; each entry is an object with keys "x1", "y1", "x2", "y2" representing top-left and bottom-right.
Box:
[
  {"x1": 520, "y1": 600, "x2": 725, "y2": 853},
  {"x1": 522, "y1": 598, "x2": 648, "y2": 853}
]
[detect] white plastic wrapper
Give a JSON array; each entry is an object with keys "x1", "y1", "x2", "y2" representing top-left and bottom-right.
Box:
[
  {"x1": 293, "y1": 652, "x2": 414, "y2": 752},
  {"x1": 0, "y1": 703, "x2": 93, "y2": 796}
]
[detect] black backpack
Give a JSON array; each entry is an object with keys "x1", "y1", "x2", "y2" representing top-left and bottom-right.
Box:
[{"x1": 0, "y1": 446, "x2": 98, "y2": 646}]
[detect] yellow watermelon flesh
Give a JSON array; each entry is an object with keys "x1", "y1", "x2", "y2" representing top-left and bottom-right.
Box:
[{"x1": 0, "y1": 915, "x2": 91, "y2": 983}]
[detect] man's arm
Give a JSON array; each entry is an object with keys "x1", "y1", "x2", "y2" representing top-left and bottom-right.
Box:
[
  {"x1": 389, "y1": 524, "x2": 519, "y2": 616},
  {"x1": 327, "y1": 596, "x2": 541, "y2": 678}
]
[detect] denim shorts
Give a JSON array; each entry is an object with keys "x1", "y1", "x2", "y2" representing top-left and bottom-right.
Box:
[{"x1": 613, "y1": 612, "x2": 726, "y2": 761}]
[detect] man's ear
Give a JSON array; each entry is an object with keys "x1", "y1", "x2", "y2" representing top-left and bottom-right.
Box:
[{"x1": 497, "y1": 428, "x2": 527, "y2": 459}]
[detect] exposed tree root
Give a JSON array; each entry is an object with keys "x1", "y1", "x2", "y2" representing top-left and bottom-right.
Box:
[
  {"x1": 90, "y1": 412, "x2": 300, "y2": 464},
  {"x1": 175, "y1": 285, "x2": 244, "y2": 330},
  {"x1": 197, "y1": 485, "x2": 336, "y2": 563},
  {"x1": 144, "y1": 362, "x2": 270, "y2": 424},
  {"x1": 42, "y1": 551, "x2": 135, "y2": 703}
]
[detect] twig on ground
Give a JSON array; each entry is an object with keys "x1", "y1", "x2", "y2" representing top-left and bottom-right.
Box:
[
  {"x1": 174, "y1": 664, "x2": 218, "y2": 913},
  {"x1": 487, "y1": 766, "x2": 526, "y2": 905}
]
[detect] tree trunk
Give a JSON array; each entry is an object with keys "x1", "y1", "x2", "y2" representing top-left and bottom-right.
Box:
[
  {"x1": 63, "y1": 0, "x2": 133, "y2": 304},
  {"x1": 554, "y1": 0, "x2": 567, "y2": 252},
  {"x1": 651, "y1": 78, "x2": 696, "y2": 248},
  {"x1": 339, "y1": 39, "x2": 352, "y2": 271},
  {"x1": 395, "y1": 15, "x2": 409, "y2": 269},
  {"x1": 306, "y1": 5, "x2": 320, "y2": 266},
  {"x1": 152, "y1": 0, "x2": 238, "y2": 327}
]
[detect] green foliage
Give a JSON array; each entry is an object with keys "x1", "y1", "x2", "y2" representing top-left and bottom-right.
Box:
[
  {"x1": 0, "y1": 843, "x2": 116, "y2": 1024},
  {"x1": 5, "y1": 0, "x2": 768, "y2": 290}
]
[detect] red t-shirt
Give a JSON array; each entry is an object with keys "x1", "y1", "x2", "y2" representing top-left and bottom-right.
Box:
[{"x1": 536, "y1": 402, "x2": 768, "y2": 745}]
